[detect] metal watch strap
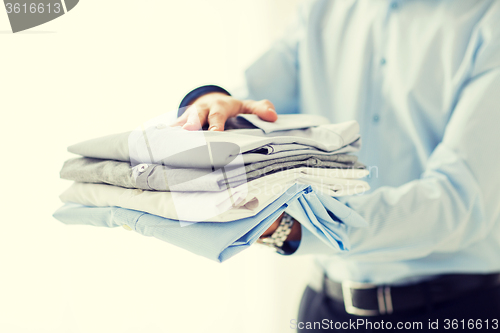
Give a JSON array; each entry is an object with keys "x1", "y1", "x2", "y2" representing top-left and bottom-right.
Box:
[{"x1": 258, "y1": 213, "x2": 295, "y2": 254}]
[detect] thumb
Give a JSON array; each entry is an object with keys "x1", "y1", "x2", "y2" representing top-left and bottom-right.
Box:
[{"x1": 241, "y1": 99, "x2": 278, "y2": 122}]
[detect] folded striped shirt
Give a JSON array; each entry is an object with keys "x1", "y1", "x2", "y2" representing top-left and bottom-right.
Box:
[{"x1": 59, "y1": 168, "x2": 370, "y2": 222}]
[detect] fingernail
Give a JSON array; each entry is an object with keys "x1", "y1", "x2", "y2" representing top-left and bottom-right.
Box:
[
  {"x1": 268, "y1": 108, "x2": 276, "y2": 112},
  {"x1": 209, "y1": 126, "x2": 218, "y2": 131}
]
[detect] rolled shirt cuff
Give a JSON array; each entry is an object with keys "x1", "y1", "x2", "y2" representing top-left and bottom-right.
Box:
[
  {"x1": 178, "y1": 85, "x2": 232, "y2": 117},
  {"x1": 280, "y1": 192, "x2": 367, "y2": 256}
]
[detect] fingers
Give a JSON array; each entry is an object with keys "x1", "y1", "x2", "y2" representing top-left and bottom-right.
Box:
[
  {"x1": 173, "y1": 101, "x2": 232, "y2": 132},
  {"x1": 241, "y1": 99, "x2": 278, "y2": 122},
  {"x1": 171, "y1": 109, "x2": 190, "y2": 127},
  {"x1": 206, "y1": 100, "x2": 231, "y2": 131},
  {"x1": 182, "y1": 105, "x2": 210, "y2": 130},
  {"x1": 172, "y1": 97, "x2": 277, "y2": 132}
]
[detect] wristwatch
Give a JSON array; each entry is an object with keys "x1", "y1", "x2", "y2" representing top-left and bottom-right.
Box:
[{"x1": 257, "y1": 213, "x2": 295, "y2": 254}]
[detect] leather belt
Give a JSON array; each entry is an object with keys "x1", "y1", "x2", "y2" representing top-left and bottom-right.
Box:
[{"x1": 320, "y1": 273, "x2": 500, "y2": 316}]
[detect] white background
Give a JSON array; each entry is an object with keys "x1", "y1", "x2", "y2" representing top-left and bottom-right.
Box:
[{"x1": 0, "y1": 1, "x2": 315, "y2": 332}]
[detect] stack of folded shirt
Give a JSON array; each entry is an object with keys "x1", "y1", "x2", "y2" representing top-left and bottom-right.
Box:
[{"x1": 53, "y1": 114, "x2": 370, "y2": 262}]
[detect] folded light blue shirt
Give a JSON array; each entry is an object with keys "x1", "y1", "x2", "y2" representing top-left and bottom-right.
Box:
[
  {"x1": 227, "y1": 0, "x2": 500, "y2": 284},
  {"x1": 53, "y1": 184, "x2": 367, "y2": 263}
]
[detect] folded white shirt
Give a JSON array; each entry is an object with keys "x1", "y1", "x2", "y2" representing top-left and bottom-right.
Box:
[
  {"x1": 67, "y1": 115, "x2": 361, "y2": 168},
  {"x1": 59, "y1": 168, "x2": 369, "y2": 222}
]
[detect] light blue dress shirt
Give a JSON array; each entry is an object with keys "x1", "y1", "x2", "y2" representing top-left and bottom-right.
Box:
[
  {"x1": 53, "y1": 184, "x2": 367, "y2": 263},
  {"x1": 235, "y1": 0, "x2": 500, "y2": 284}
]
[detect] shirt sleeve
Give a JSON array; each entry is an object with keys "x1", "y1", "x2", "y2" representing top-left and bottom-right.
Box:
[
  {"x1": 178, "y1": 85, "x2": 232, "y2": 117},
  {"x1": 288, "y1": 16, "x2": 500, "y2": 260},
  {"x1": 229, "y1": 1, "x2": 314, "y2": 115}
]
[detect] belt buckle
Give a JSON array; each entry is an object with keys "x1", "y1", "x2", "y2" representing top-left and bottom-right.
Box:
[{"x1": 341, "y1": 281, "x2": 393, "y2": 316}]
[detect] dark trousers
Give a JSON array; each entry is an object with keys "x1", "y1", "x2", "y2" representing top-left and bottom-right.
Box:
[{"x1": 297, "y1": 285, "x2": 500, "y2": 332}]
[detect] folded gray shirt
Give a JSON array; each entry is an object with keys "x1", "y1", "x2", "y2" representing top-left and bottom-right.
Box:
[
  {"x1": 60, "y1": 154, "x2": 364, "y2": 192},
  {"x1": 67, "y1": 115, "x2": 361, "y2": 169}
]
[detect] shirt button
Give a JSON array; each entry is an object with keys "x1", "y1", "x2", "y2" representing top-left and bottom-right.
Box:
[
  {"x1": 390, "y1": 2, "x2": 398, "y2": 9},
  {"x1": 380, "y1": 58, "x2": 387, "y2": 66},
  {"x1": 137, "y1": 164, "x2": 148, "y2": 173},
  {"x1": 373, "y1": 114, "x2": 380, "y2": 122}
]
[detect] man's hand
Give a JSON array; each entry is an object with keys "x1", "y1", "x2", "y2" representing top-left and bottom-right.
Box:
[
  {"x1": 173, "y1": 92, "x2": 301, "y2": 242},
  {"x1": 172, "y1": 92, "x2": 278, "y2": 131}
]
